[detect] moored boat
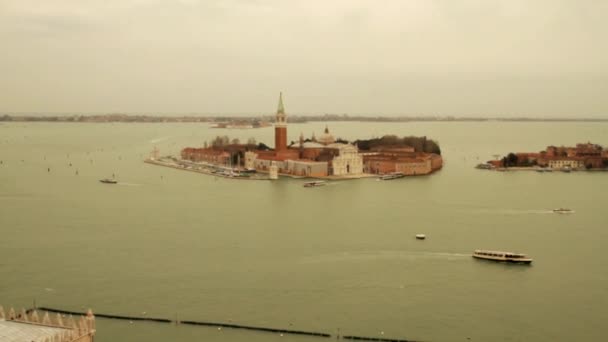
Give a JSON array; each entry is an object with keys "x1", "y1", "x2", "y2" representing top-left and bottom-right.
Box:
[
  {"x1": 379, "y1": 172, "x2": 405, "y2": 180},
  {"x1": 472, "y1": 250, "x2": 532, "y2": 264},
  {"x1": 476, "y1": 163, "x2": 493, "y2": 170},
  {"x1": 99, "y1": 178, "x2": 117, "y2": 184},
  {"x1": 303, "y1": 181, "x2": 326, "y2": 188},
  {"x1": 415, "y1": 234, "x2": 426, "y2": 240}
]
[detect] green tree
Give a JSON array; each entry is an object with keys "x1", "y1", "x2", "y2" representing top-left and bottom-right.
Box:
[{"x1": 506, "y1": 153, "x2": 518, "y2": 167}]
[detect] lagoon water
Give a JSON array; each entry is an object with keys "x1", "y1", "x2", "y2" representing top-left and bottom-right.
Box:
[{"x1": 1, "y1": 121, "x2": 608, "y2": 342}]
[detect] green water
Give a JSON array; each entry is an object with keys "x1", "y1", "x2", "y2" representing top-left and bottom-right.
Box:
[{"x1": 1, "y1": 122, "x2": 607, "y2": 342}]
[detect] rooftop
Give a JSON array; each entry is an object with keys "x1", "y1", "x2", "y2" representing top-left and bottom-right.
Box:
[{"x1": 0, "y1": 319, "x2": 69, "y2": 342}]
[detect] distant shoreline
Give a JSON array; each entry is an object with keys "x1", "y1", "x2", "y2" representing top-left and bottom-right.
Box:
[{"x1": 1, "y1": 114, "x2": 607, "y2": 123}]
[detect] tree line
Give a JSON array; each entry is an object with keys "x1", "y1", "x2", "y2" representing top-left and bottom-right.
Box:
[{"x1": 354, "y1": 135, "x2": 441, "y2": 154}]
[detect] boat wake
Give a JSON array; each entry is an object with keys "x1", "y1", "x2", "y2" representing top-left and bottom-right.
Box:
[
  {"x1": 300, "y1": 250, "x2": 469, "y2": 264},
  {"x1": 117, "y1": 182, "x2": 142, "y2": 186},
  {"x1": 149, "y1": 136, "x2": 170, "y2": 143},
  {"x1": 473, "y1": 208, "x2": 555, "y2": 215}
]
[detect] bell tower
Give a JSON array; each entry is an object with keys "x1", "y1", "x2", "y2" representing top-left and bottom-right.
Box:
[{"x1": 274, "y1": 92, "x2": 288, "y2": 152}]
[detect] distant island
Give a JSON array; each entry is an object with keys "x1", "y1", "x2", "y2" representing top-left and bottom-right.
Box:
[
  {"x1": 2, "y1": 113, "x2": 608, "y2": 124},
  {"x1": 146, "y1": 93, "x2": 443, "y2": 180},
  {"x1": 478, "y1": 143, "x2": 608, "y2": 171}
]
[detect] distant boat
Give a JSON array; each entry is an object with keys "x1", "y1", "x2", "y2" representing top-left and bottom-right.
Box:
[
  {"x1": 562, "y1": 166, "x2": 572, "y2": 173},
  {"x1": 303, "y1": 181, "x2": 326, "y2": 188},
  {"x1": 472, "y1": 250, "x2": 532, "y2": 264},
  {"x1": 553, "y1": 208, "x2": 574, "y2": 214},
  {"x1": 99, "y1": 178, "x2": 117, "y2": 184},
  {"x1": 476, "y1": 163, "x2": 493, "y2": 170},
  {"x1": 379, "y1": 172, "x2": 405, "y2": 180},
  {"x1": 415, "y1": 234, "x2": 426, "y2": 240}
]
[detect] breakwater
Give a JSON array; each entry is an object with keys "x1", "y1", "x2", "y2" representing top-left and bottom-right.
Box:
[{"x1": 36, "y1": 307, "x2": 421, "y2": 341}]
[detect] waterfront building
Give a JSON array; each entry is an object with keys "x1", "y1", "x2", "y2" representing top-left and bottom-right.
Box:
[
  {"x1": 492, "y1": 142, "x2": 608, "y2": 169},
  {"x1": 327, "y1": 143, "x2": 363, "y2": 175},
  {"x1": 269, "y1": 162, "x2": 278, "y2": 179},
  {"x1": 0, "y1": 306, "x2": 95, "y2": 342},
  {"x1": 179, "y1": 93, "x2": 443, "y2": 178},
  {"x1": 547, "y1": 159, "x2": 584, "y2": 169},
  {"x1": 361, "y1": 145, "x2": 443, "y2": 175},
  {"x1": 181, "y1": 147, "x2": 230, "y2": 165}
]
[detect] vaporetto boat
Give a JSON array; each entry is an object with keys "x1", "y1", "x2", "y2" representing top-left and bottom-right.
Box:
[
  {"x1": 472, "y1": 250, "x2": 533, "y2": 264},
  {"x1": 553, "y1": 208, "x2": 574, "y2": 214}
]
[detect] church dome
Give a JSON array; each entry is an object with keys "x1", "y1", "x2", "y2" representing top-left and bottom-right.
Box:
[{"x1": 317, "y1": 126, "x2": 335, "y2": 145}]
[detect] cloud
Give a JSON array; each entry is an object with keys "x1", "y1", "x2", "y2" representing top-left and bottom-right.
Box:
[{"x1": 0, "y1": 0, "x2": 607, "y2": 114}]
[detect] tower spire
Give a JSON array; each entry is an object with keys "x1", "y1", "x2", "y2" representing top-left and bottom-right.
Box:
[
  {"x1": 274, "y1": 92, "x2": 288, "y2": 151},
  {"x1": 277, "y1": 92, "x2": 285, "y2": 114},
  {"x1": 275, "y1": 91, "x2": 286, "y2": 127}
]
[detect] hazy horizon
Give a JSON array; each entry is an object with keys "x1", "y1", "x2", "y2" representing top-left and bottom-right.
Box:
[{"x1": 1, "y1": 0, "x2": 607, "y2": 117}]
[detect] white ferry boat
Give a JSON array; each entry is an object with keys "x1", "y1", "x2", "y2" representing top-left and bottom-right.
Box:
[
  {"x1": 472, "y1": 250, "x2": 532, "y2": 264},
  {"x1": 379, "y1": 172, "x2": 405, "y2": 180},
  {"x1": 553, "y1": 208, "x2": 574, "y2": 214},
  {"x1": 303, "y1": 181, "x2": 326, "y2": 188}
]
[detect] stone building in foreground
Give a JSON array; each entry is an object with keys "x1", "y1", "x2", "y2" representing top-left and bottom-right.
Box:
[{"x1": 0, "y1": 306, "x2": 95, "y2": 342}]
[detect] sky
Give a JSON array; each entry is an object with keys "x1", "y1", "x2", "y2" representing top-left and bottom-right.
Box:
[{"x1": 1, "y1": 0, "x2": 607, "y2": 117}]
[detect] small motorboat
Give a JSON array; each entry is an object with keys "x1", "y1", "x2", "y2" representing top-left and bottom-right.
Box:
[
  {"x1": 379, "y1": 172, "x2": 405, "y2": 180},
  {"x1": 472, "y1": 250, "x2": 532, "y2": 264},
  {"x1": 99, "y1": 178, "x2": 117, "y2": 184},
  {"x1": 303, "y1": 181, "x2": 326, "y2": 188},
  {"x1": 415, "y1": 234, "x2": 426, "y2": 240},
  {"x1": 553, "y1": 208, "x2": 574, "y2": 214}
]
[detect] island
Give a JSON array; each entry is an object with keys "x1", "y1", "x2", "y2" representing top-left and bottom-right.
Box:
[
  {"x1": 478, "y1": 143, "x2": 608, "y2": 172},
  {"x1": 145, "y1": 93, "x2": 443, "y2": 180}
]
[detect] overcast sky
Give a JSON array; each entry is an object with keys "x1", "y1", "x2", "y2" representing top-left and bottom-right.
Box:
[{"x1": 1, "y1": 0, "x2": 607, "y2": 116}]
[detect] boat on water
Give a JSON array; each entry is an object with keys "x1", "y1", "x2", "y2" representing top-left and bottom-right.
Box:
[
  {"x1": 303, "y1": 181, "x2": 326, "y2": 188},
  {"x1": 553, "y1": 208, "x2": 574, "y2": 214},
  {"x1": 476, "y1": 163, "x2": 493, "y2": 170},
  {"x1": 415, "y1": 234, "x2": 426, "y2": 240},
  {"x1": 379, "y1": 172, "x2": 405, "y2": 180},
  {"x1": 99, "y1": 178, "x2": 117, "y2": 184},
  {"x1": 472, "y1": 250, "x2": 532, "y2": 264}
]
